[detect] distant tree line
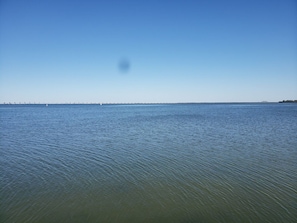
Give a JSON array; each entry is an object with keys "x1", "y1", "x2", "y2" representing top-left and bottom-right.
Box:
[{"x1": 279, "y1": 100, "x2": 297, "y2": 103}]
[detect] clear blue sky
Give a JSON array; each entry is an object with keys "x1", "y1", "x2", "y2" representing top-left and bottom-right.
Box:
[{"x1": 0, "y1": 0, "x2": 296, "y2": 103}]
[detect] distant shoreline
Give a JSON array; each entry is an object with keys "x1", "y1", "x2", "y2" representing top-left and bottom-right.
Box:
[{"x1": 279, "y1": 100, "x2": 297, "y2": 103}]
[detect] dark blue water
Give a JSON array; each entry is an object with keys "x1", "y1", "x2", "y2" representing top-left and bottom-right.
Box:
[{"x1": 1, "y1": 103, "x2": 297, "y2": 223}]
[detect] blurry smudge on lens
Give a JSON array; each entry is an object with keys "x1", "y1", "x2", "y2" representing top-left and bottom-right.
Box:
[{"x1": 118, "y1": 58, "x2": 130, "y2": 73}]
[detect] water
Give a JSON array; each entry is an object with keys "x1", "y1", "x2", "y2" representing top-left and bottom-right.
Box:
[{"x1": 1, "y1": 103, "x2": 296, "y2": 223}]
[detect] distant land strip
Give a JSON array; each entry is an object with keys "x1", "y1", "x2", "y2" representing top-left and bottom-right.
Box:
[{"x1": 279, "y1": 100, "x2": 297, "y2": 103}]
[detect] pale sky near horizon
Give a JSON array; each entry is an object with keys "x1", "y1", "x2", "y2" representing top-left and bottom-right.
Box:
[{"x1": 0, "y1": 0, "x2": 296, "y2": 103}]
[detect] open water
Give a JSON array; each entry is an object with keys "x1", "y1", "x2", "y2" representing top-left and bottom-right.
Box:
[{"x1": 1, "y1": 103, "x2": 296, "y2": 223}]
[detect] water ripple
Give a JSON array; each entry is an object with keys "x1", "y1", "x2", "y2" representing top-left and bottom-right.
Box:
[{"x1": 1, "y1": 104, "x2": 297, "y2": 222}]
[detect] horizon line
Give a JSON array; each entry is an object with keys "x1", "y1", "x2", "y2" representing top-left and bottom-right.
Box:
[{"x1": 0, "y1": 101, "x2": 283, "y2": 105}]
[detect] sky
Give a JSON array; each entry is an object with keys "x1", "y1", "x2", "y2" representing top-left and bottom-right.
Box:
[{"x1": 0, "y1": 0, "x2": 296, "y2": 103}]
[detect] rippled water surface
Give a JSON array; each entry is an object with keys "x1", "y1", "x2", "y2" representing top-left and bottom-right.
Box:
[{"x1": 1, "y1": 103, "x2": 297, "y2": 223}]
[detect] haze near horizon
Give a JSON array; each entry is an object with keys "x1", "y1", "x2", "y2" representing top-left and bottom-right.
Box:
[{"x1": 0, "y1": 0, "x2": 296, "y2": 103}]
